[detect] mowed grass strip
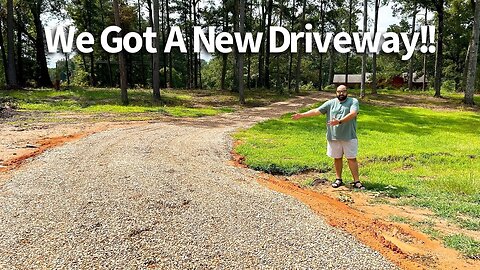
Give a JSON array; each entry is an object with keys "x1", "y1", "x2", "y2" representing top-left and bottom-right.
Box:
[
  {"x1": 1, "y1": 87, "x2": 300, "y2": 117},
  {"x1": 1, "y1": 87, "x2": 242, "y2": 117},
  {"x1": 234, "y1": 99, "x2": 480, "y2": 257}
]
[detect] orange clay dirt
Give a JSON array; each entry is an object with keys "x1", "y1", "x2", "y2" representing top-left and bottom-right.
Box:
[
  {"x1": 0, "y1": 121, "x2": 149, "y2": 179},
  {"x1": 231, "y1": 147, "x2": 480, "y2": 270}
]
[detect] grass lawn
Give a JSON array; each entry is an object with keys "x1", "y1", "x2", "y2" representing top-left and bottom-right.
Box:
[
  {"x1": 0, "y1": 87, "x2": 300, "y2": 118},
  {"x1": 234, "y1": 91, "x2": 480, "y2": 258}
]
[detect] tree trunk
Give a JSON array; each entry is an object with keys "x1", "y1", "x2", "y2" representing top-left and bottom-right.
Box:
[
  {"x1": 276, "y1": 0, "x2": 284, "y2": 91},
  {"x1": 258, "y1": 0, "x2": 266, "y2": 88},
  {"x1": 99, "y1": 0, "x2": 113, "y2": 86},
  {"x1": 16, "y1": 10, "x2": 25, "y2": 86},
  {"x1": 232, "y1": 0, "x2": 239, "y2": 92},
  {"x1": 345, "y1": 0, "x2": 353, "y2": 84},
  {"x1": 247, "y1": 52, "x2": 251, "y2": 89},
  {"x1": 166, "y1": 0, "x2": 172, "y2": 88},
  {"x1": 237, "y1": 0, "x2": 246, "y2": 104},
  {"x1": 139, "y1": 0, "x2": 147, "y2": 87},
  {"x1": 7, "y1": 0, "x2": 17, "y2": 87},
  {"x1": 113, "y1": 0, "x2": 129, "y2": 105},
  {"x1": 86, "y1": 0, "x2": 96, "y2": 86},
  {"x1": 288, "y1": 0, "x2": 296, "y2": 91},
  {"x1": 65, "y1": 53, "x2": 70, "y2": 86},
  {"x1": 220, "y1": 2, "x2": 228, "y2": 90},
  {"x1": 423, "y1": 8, "x2": 428, "y2": 91},
  {"x1": 161, "y1": 0, "x2": 167, "y2": 88},
  {"x1": 294, "y1": 0, "x2": 307, "y2": 93},
  {"x1": 464, "y1": 0, "x2": 480, "y2": 105},
  {"x1": 408, "y1": 8, "x2": 418, "y2": 90},
  {"x1": 329, "y1": 45, "x2": 335, "y2": 85},
  {"x1": 198, "y1": 52, "x2": 202, "y2": 89},
  {"x1": 0, "y1": 9, "x2": 9, "y2": 84},
  {"x1": 31, "y1": 2, "x2": 52, "y2": 88},
  {"x1": 318, "y1": 0, "x2": 325, "y2": 91},
  {"x1": 372, "y1": 0, "x2": 380, "y2": 94},
  {"x1": 265, "y1": 0, "x2": 273, "y2": 89},
  {"x1": 360, "y1": 0, "x2": 368, "y2": 98},
  {"x1": 152, "y1": 0, "x2": 161, "y2": 100},
  {"x1": 193, "y1": 0, "x2": 198, "y2": 88},
  {"x1": 461, "y1": 39, "x2": 472, "y2": 92},
  {"x1": 147, "y1": 0, "x2": 154, "y2": 87},
  {"x1": 434, "y1": 0, "x2": 444, "y2": 97}
]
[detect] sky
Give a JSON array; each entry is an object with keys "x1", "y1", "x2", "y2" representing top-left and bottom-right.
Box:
[{"x1": 45, "y1": 2, "x2": 425, "y2": 68}]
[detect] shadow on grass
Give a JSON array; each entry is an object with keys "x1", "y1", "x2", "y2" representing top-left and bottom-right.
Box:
[{"x1": 363, "y1": 182, "x2": 411, "y2": 198}]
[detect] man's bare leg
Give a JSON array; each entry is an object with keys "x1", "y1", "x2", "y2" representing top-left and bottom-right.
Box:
[
  {"x1": 334, "y1": 158, "x2": 343, "y2": 179},
  {"x1": 347, "y1": 158, "x2": 359, "y2": 181}
]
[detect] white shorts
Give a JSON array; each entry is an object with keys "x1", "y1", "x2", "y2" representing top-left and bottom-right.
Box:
[{"x1": 327, "y1": 139, "x2": 358, "y2": 159}]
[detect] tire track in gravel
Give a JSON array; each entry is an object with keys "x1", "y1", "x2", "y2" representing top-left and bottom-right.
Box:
[{"x1": 0, "y1": 93, "x2": 399, "y2": 269}]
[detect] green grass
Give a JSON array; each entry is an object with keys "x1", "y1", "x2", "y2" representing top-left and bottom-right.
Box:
[
  {"x1": 443, "y1": 234, "x2": 480, "y2": 259},
  {"x1": 1, "y1": 87, "x2": 301, "y2": 118},
  {"x1": 389, "y1": 215, "x2": 413, "y2": 224},
  {"x1": 349, "y1": 88, "x2": 480, "y2": 107},
  {"x1": 394, "y1": 215, "x2": 480, "y2": 259},
  {"x1": 233, "y1": 94, "x2": 480, "y2": 247},
  {"x1": 1, "y1": 87, "x2": 239, "y2": 117}
]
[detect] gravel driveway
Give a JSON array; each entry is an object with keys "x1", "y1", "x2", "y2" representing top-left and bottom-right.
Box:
[{"x1": 0, "y1": 94, "x2": 398, "y2": 269}]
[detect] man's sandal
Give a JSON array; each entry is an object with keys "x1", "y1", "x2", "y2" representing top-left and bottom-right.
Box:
[
  {"x1": 332, "y1": 179, "x2": 343, "y2": 188},
  {"x1": 352, "y1": 181, "x2": 366, "y2": 190}
]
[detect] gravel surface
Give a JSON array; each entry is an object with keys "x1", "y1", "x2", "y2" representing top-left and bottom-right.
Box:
[{"x1": 0, "y1": 95, "x2": 398, "y2": 269}]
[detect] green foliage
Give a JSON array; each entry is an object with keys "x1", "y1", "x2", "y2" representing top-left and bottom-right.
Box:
[
  {"x1": 299, "y1": 82, "x2": 316, "y2": 92},
  {"x1": 201, "y1": 55, "x2": 233, "y2": 90},
  {"x1": 71, "y1": 69, "x2": 90, "y2": 87}
]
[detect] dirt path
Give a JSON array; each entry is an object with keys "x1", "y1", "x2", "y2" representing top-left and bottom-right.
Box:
[{"x1": 0, "y1": 92, "x2": 476, "y2": 269}]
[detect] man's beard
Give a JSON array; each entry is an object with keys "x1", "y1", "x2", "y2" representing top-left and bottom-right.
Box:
[{"x1": 337, "y1": 94, "x2": 347, "y2": 101}]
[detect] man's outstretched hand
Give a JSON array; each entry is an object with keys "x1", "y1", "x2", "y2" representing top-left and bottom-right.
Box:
[{"x1": 292, "y1": 113, "x2": 302, "y2": 120}]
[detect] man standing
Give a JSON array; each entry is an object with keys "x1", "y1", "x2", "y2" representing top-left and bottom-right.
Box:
[{"x1": 292, "y1": 85, "x2": 365, "y2": 189}]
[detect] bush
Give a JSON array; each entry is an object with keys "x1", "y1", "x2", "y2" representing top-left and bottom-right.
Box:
[
  {"x1": 442, "y1": 80, "x2": 456, "y2": 92},
  {"x1": 71, "y1": 69, "x2": 90, "y2": 87},
  {"x1": 324, "y1": 84, "x2": 336, "y2": 91},
  {"x1": 299, "y1": 82, "x2": 316, "y2": 92}
]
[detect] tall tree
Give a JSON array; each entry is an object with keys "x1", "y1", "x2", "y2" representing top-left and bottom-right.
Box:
[
  {"x1": 287, "y1": 0, "x2": 296, "y2": 91},
  {"x1": 15, "y1": 8, "x2": 25, "y2": 86},
  {"x1": 318, "y1": 0, "x2": 326, "y2": 91},
  {"x1": 464, "y1": 0, "x2": 480, "y2": 105},
  {"x1": 265, "y1": 0, "x2": 274, "y2": 89},
  {"x1": 98, "y1": 0, "x2": 113, "y2": 86},
  {"x1": 360, "y1": 0, "x2": 368, "y2": 98},
  {"x1": 236, "y1": 0, "x2": 246, "y2": 104},
  {"x1": 294, "y1": 0, "x2": 307, "y2": 93},
  {"x1": 408, "y1": 5, "x2": 419, "y2": 90},
  {"x1": 258, "y1": 0, "x2": 266, "y2": 88},
  {"x1": 0, "y1": 3, "x2": 8, "y2": 84},
  {"x1": 7, "y1": 0, "x2": 17, "y2": 88},
  {"x1": 112, "y1": 0, "x2": 129, "y2": 105},
  {"x1": 27, "y1": 0, "x2": 53, "y2": 87},
  {"x1": 346, "y1": 0, "x2": 354, "y2": 84},
  {"x1": 371, "y1": 0, "x2": 380, "y2": 94},
  {"x1": 138, "y1": 0, "x2": 147, "y2": 87},
  {"x1": 433, "y1": 0, "x2": 445, "y2": 97},
  {"x1": 166, "y1": 0, "x2": 172, "y2": 87},
  {"x1": 423, "y1": 8, "x2": 428, "y2": 91},
  {"x1": 152, "y1": 0, "x2": 161, "y2": 100}
]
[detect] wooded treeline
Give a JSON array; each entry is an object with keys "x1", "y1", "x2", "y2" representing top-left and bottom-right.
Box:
[{"x1": 0, "y1": 0, "x2": 479, "y2": 105}]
